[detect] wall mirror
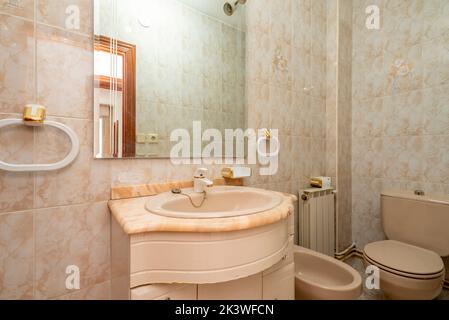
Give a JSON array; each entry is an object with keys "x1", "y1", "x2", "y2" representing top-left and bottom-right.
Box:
[{"x1": 94, "y1": 0, "x2": 247, "y2": 159}]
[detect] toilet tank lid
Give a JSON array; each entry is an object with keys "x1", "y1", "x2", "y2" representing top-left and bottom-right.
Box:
[{"x1": 381, "y1": 191, "x2": 449, "y2": 206}]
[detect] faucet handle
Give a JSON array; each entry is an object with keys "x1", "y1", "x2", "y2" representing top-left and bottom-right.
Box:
[{"x1": 194, "y1": 168, "x2": 208, "y2": 178}]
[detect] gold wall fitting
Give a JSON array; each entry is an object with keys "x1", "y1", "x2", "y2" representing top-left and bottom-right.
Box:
[
  {"x1": 310, "y1": 178, "x2": 324, "y2": 188},
  {"x1": 23, "y1": 104, "x2": 46, "y2": 126},
  {"x1": 310, "y1": 177, "x2": 332, "y2": 189},
  {"x1": 221, "y1": 167, "x2": 233, "y2": 179},
  {"x1": 221, "y1": 167, "x2": 252, "y2": 179},
  {"x1": 264, "y1": 129, "x2": 272, "y2": 139}
]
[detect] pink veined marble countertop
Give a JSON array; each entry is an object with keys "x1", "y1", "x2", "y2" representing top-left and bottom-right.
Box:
[{"x1": 108, "y1": 189, "x2": 297, "y2": 235}]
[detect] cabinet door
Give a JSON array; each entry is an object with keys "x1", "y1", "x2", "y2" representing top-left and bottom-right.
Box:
[
  {"x1": 155, "y1": 285, "x2": 197, "y2": 300},
  {"x1": 263, "y1": 263, "x2": 295, "y2": 300},
  {"x1": 131, "y1": 284, "x2": 197, "y2": 300},
  {"x1": 198, "y1": 273, "x2": 262, "y2": 300},
  {"x1": 263, "y1": 237, "x2": 294, "y2": 276}
]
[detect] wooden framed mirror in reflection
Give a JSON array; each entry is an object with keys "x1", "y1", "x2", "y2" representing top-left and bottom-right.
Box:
[
  {"x1": 94, "y1": 35, "x2": 136, "y2": 158},
  {"x1": 93, "y1": 0, "x2": 247, "y2": 159}
]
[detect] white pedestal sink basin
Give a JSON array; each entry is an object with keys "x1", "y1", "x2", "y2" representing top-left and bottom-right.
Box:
[{"x1": 145, "y1": 186, "x2": 283, "y2": 219}]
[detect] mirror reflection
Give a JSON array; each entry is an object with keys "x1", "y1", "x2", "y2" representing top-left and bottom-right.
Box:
[{"x1": 94, "y1": 0, "x2": 247, "y2": 158}]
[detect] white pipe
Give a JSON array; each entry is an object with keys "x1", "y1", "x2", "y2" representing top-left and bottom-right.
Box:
[
  {"x1": 0, "y1": 119, "x2": 80, "y2": 172},
  {"x1": 335, "y1": 242, "x2": 357, "y2": 257}
]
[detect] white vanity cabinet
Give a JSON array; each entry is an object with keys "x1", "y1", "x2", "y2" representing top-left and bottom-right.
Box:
[
  {"x1": 130, "y1": 261, "x2": 295, "y2": 301},
  {"x1": 198, "y1": 273, "x2": 263, "y2": 300},
  {"x1": 110, "y1": 196, "x2": 296, "y2": 301},
  {"x1": 263, "y1": 263, "x2": 295, "y2": 300},
  {"x1": 131, "y1": 284, "x2": 198, "y2": 300},
  {"x1": 262, "y1": 234, "x2": 295, "y2": 300},
  {"x1": 195, "y1": 260, "x2": 295, "y2": 300}
]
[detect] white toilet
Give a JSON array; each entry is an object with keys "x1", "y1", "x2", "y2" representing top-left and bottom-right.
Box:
[{"x1": 363, "y1": 191, "x2": 448, "y2": 300}]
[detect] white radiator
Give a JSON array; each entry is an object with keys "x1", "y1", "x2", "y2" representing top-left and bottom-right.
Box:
[{"x1": 298, "y1": 188, "x2": 335, "y2": 256}]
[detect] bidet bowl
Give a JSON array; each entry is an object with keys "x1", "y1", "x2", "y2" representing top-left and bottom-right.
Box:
[
  {"x1": 294, "y1": 246, "x2": 362, "y2": 300},
  {"x1": 145, "y1": 186, "x2": 283, "y2": 219}
]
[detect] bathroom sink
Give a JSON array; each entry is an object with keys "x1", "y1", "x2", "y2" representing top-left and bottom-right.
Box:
[{"x1": 145, "y1": 186, "x2": 283, "y2": 219}]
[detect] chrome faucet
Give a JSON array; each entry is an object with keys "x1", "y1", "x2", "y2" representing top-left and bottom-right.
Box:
[{"x1": 193, "y1": 168, "x2": 213, "y2": 193}]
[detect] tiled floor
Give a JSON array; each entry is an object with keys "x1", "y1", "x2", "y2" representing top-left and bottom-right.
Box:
[{"x1": 345, "y1": 257, "x2": 449, "y2": 300}]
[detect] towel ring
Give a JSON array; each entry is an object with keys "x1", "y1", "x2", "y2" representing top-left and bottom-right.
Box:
[
  {"x1": 0, "y1": 118, "x2": 80, "y2": 172},
  {"x1": 257, "y1": 135, "x2": 280, "y2": 158}
]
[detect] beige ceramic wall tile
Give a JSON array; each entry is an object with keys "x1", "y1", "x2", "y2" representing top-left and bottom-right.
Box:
[
  {"x1": 0, "y1": 14, "x2": 35, "y2": 114},
  {"x1": 351, "y1": 177, "x2": 385, "y2": 248},
  {"x1": 54, "y1": 280, "x2": 110, "y2": 300},
  {"x1": 292, "y1": 0, "x2": 311, "y2": 50},
  {"x1": 352, "y1": 138, "x2": 383, "y2": 179},
  {"x1": 311, "y1": 138, "x2": 326, "y2": 176},
  {"x1": 421, "y1": 85, "x2": 449, "y2": 135},
  {"x1": 36, "y1": 24, "x2": 92, "y2": 119},
  {"x1": 269, "y1": 86, "x2": 292, "y2": 136},
  {"x1": 270, "y1": 0, "x2": 292, "y2": 46},
  {"x1": 0, "y1": 211, "x2": 34, "y2": 300},
  {"x1": 311, "y1": 0, "x2": 327, "y2": 59},
  {"x1": 310, "y1": 55, "x2": 326, "y2": 99},
  {"x1": 34, "y1": 117, "x2": 111, "y2": 208},
  {"x1": 422, "y1": 35, "x2": 449, "y2": 88},
  {"x1": 110, "y1": 159, "x2": 171, "y2": 187},
  {"x1": 325, "y1": 0, "x2": 337, "y2": 184},
  {"x1": 245, "y1": 0, "x2": 329, "y2": 197},
  {"x1": 421, "y1": 0, "x2": 449, "y2": 41},
  {"x1": 0, "y1": 170, "x2": 33, "y2": 212},
  {"x1": 291, "y1": 92, "x2": 309, "y2": 137},
  {"x1": 0, "y1": 0, "x2": 34, "y2": 19},
  {"x1": 269, "y1": 135, "x2": 292, "y2": 184},
  {"x1": 422, "y1": 135, "x2": 449, "y2": 184},
  {"x1": 383, "y1": 0, "x2": 424, "y2": 51},
  {"x1": 246, "y1": 31, "x2": 271, "y2": 85},
  {"x1": 352, "y1": 0, "x2": 449, "y2": 247},
  {"x1": 291, "y1": 48, "x2": 311, "y2": 94},
  {"x1": 0, "y1": 114, "x2": 34, "y2": 213},
  {"x1": 0, "y1": 0, "x2": 34, "y2": 20},
  {"x1": 353, "y1": 98, "x2": 384, "y2": 138},
  {"x1": 324, "y1": 0, "x2": 353, "y2": 250},
  {"x1": 246, "y1": 0, "x2": 270, "y2": 31},
  {"x1": 384, "y1": 44, "x2": 423, "y2": 96},
  {"x1": 35, "y1": 202, "x2": 110, "y2": 299},
  {"x1": 352, "y1": 58, "x2": 384, "y2": 100}
]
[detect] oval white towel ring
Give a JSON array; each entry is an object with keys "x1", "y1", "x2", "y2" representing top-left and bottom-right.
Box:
[{"x1": 0, "y1": 119, "x2": 80, "y2": 172}]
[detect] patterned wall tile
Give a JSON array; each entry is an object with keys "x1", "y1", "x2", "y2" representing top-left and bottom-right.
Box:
[
  {"x1": 352, "y1": 0, "x2": 449, "y2": 248},
  {"x1": 35, "y1": 202, "x2": 110, "y2": 299},
  {"x1": 0, "y1": 211, "x2": 34, "y2": 299},
  {"x1": 0, "y1": 14, "x2": 34, "y2": 114}
]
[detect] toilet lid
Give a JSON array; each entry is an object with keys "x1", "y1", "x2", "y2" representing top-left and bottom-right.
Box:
[{"x1": 364, "y1": 240, "x2": 444, "y2": 276}]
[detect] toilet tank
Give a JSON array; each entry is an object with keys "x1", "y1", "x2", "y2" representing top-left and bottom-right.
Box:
[{"x1": 381, "y1": 191, "x2": 449, "y2": 257}]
